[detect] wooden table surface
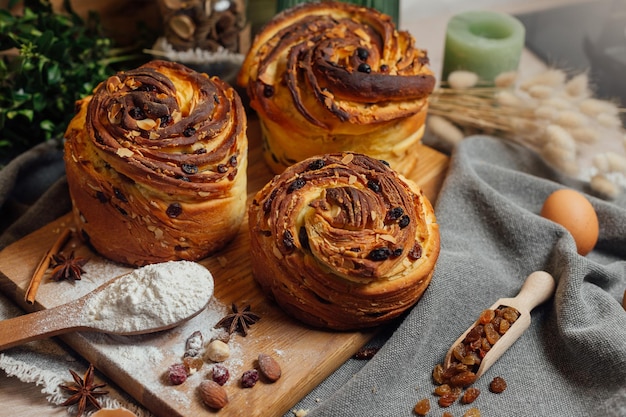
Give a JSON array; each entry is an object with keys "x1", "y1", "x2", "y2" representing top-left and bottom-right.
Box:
[{"x1": 0, "y1": 0, "x2": 601, "y2": 416}]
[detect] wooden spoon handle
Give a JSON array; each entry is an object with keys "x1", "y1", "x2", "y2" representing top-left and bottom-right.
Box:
[
  {"x1": 0, "y1": 303, "x2": 85, "y2": 351},
  {"x1": 509, "y1": 271, "x2": 556, "y2": 312}
]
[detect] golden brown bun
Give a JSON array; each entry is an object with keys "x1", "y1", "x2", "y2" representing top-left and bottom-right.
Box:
[
  {"x1": 237, "y1": 1, "x2": 435, "y2": 176},
  {"x1": 248, "y1": 152, "x2": 440, "y2": 330},
  {"x1": 64, "y1": 60, "x2": 247, "y2": 266}
]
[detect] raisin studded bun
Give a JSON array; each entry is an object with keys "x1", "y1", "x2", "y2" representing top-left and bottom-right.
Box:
[
  {"x1": 64, "y1": 60, "x2": 247, "y2": 266},
  {"x1": 237, "y1": 1, "x2": 435, "y2": 176},
  {"x1": 248, "y1": 152, "x2": 440, "y2": 330}
]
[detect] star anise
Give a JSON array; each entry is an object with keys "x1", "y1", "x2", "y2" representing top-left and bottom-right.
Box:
[
  {"x1": 59, "y1": 363, "x2": 109, "y2": 417},
  {"x1": 49, "y1": 251, "x2": 88, "y2": 281},
  {"x1": 214, "y1": 303, "x2": 261, "y2": 336}
]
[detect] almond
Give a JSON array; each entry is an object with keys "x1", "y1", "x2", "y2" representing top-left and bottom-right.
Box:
[
  {"x1": 257, "y1": 353, "x2": 281, "y2": 382},
  {"x1": 199, "y1": 379, "x2": 228, "y2": 410}
]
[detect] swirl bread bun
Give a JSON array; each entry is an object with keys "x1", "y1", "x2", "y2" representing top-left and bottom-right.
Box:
[
  {"x1": 237, "y1": 1, "x2": 435, "y2": 176},
  {"x1": 64, "y1": 60, "x2": 247, "y2": 266},
  {"x1": 248, "y1": 152, "x2": 439, "y2": 330}
]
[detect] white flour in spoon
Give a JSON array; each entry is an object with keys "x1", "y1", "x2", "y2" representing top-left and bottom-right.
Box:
[{"x1": 83, "y1": 260, "x2": 214, "y2": 333}]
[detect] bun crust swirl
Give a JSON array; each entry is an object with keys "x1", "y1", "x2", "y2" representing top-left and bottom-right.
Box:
[
  {"x1": 64, "y1": 60, "x2": 247, "y2": 266},
  {"x1": 248, "y1": 152, "x2": 439, "y2": 330},
  {"x1": 238, "y1": 1, "x2": 435, "y2": 176}
]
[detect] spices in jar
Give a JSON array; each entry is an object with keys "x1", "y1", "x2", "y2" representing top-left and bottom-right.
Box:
[{"x1": 158, "y1": 0, "x2": 250, "y2": 53}]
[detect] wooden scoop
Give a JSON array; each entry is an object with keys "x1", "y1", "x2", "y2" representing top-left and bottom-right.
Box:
[
  {"x1": 0, "y1": 262, "x2": 213, "y2": 351},
  {"x1": 443, "y1": 270, "x2": 556, "y2": 380}
]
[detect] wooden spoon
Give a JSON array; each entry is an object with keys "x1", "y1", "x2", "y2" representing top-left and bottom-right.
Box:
[
  {"x1": 443, "y1": 270, "x2": 556, "y2": 381},
  {"x1": 0, "y1": 261, "x2": 213, "y2": 351}
]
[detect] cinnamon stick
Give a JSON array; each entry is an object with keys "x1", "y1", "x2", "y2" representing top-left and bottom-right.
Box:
[{"x1": 24, "y1": 228, "x2": 73, "y2": 304}]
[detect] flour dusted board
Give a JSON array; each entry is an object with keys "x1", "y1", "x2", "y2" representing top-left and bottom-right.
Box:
[{"x1": 0, "y1": 119, "x2": 449, "y2": 417}]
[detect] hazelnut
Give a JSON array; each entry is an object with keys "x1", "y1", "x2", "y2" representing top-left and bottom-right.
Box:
[
  {"x1": 199, "y1": 380, "x2": 228, "y2": 410},
  {"x1": 206, "y1": 339, "x2": 230, "y2": 362},
  {"x1": 257, "y1": 353, "x2": 281, "y2": 382}
]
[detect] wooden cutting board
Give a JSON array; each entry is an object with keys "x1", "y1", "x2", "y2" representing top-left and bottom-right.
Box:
[{"x1": 0, "y1": 118, "x2": 449, "y2": 417}]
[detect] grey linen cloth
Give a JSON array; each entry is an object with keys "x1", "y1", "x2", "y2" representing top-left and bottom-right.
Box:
[
  {"x1": 290, "y1": 136, "x2": 626, "y2": 417},
  {"x1": 1, "y1": 136, "x2": 625, "y2": 416}
]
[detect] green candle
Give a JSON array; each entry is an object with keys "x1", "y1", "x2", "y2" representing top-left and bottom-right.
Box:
[{"x1": 442, "y1": 10, "x2": 525, "y2": 84}]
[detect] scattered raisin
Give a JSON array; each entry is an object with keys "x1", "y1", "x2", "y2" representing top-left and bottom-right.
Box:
[
  {"x1": 461, "y1": 387, "x2": 481, "y2": 404},
  {"x1": 434, "y1": 384, "x2": 451, "y2": 396},
  {"x1": 129, "y1": 107, "x2": 145, "y2": 119},
  {"x1": 398, "y1": 215, "x2": 410, "y2": 228},
  {"x1": 452, "y1": 344, "x2": 466, "y2": 362},
  {"x1": 298, "y1": 226, "x2": 310, "y2": 250},
  {"x1": 408, "y1": 243, "x2": 423, "y2": 260},
  {"x1": 113, "y1": 187, "x2": 127, "y2": 203},
  {"x1": 96, "y1": 191, "x2": 108, "y2": 203},
  {"x1": 263, "y1": 189, "x2": 278, "y2": 213},
  {"x1": 464, "y1": 408, "x2": 481, "y2": 417},
  {"x1": 449, "y1": 371, "x2": 476, "y2": 388},
  {"x1": 183, "y1": 126, "x2": 196, "y2": 137},
  {"x1": 367, "y1": 179, "x2": 381, "y2": 193},
  {"x1": 489, "y1": 376, "x2": 507, "y2": 393},
  {"x1": 160, "y1": 114, "x2": 172, "y2": 126},
  {"x1": 307, "y1": 159, "x2": 325, "y2": 171},
  {"x1": 432, "y1": 363, "x2": 445, "y2": 385},
  {"x1": 217, "y1": 164, "x2": 228, "y2": 173},
  {"x1": 356, "y1": 47, "x2": 369, "y2": 61},
  {"x1": 385, "y1": 207, "x2": 404, "y2": 223},
  {"x1": 501, "y1": 307, "x2": 520, "y2": 322},
  {"x1": 478, "y1": 309, "x2": 495, "y2": 324},
  {"x1": 438, "y1": 393, "x2": 458, "y2": 408},
  {"x1": 168, "y1": 363, "x2": 187, "y2": 385},
  {"x1": 183, "y1": 356, "x2": 204, "y2": 374},
  {"x1": 182, "y1": 163, "x2": 198, "y2": 175},
  {"x1": 480, "y1": 338, "x2": 491, "y2": 355},
  {"x1": 211, "y1": 364, "x2": 230, "y2": 386},
  {"x1": 283, "y1": 230, "x2": 295, "y2": 252},
  {"x1": 166, "y1": 202, "x2": 183, "y2": 218},
  {"x1": 413, "y1": 398, "x2": 430, "y2": 416},
  {"x1": 287, "y1": 177, "x2": 306, "y2": 193},
  {"x1": 461, "y1": 351, "x2": 480, "y2": 367},
  {"x1": 464, "y1": 325, "x2": 483, "y2": 343},
  {"x1": 353, "y1": 346, "x2": 380, "y2": 360},
  {"x1": 498, "y1": 318, "x2": 511, "y2": 334},
  {"x1": 229, "y1": 155, "x2": 238, "y2": 167},
  {"x1": 357, "y1": 63, "x2": 371, "y2": 73},
  {"x1": 263, "y1": 84, "x2": 274, "y2": 97},
  {"x1": 484, "y1": 323, "x2": 501, "y2": 345},
  {"x1": 368, "y1": 247, "x2": 391, "y2": 261},
  {"x1": 241, "y1": 369, "x2": 259, "y2": 388},
  {"x1": 137, "y1": 84, "x2": 156, "y2": 92}
]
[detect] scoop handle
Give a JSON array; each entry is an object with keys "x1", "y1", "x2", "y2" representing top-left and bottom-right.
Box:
[
  {"x1": 506, "y1": 271, "x2": 556, "y2": 312},
  {"x1": 0, "y1": 302, "x2": 86, "y2": 351}
]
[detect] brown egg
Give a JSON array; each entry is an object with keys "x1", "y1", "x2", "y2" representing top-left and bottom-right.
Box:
[{"x1": 540, "y1": 189, "x2": 599, "y2": 256}]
